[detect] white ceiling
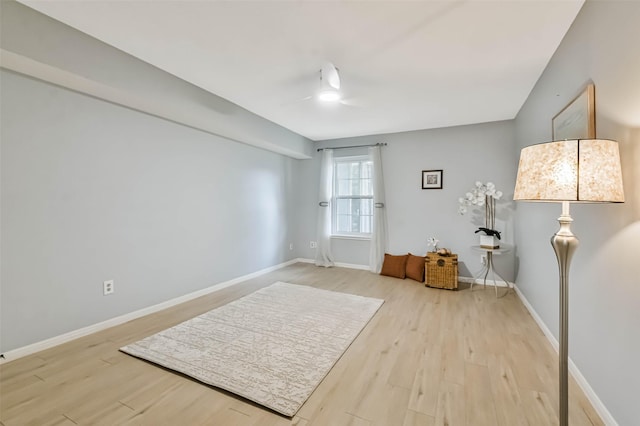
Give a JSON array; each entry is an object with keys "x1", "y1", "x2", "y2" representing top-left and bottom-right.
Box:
[{"x1": 20, "y1": 0, "x2": 584, "y2": 141}]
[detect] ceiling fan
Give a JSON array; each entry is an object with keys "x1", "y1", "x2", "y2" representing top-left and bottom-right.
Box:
[
  {"x1": 282, "y1": 62, "x2": 361, "y2": 108},
  {"x1": 317, "y1": 62, "x2": 342, "y2": 102}
]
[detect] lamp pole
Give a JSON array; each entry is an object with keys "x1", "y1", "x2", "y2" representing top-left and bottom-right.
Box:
[{"x1": 550, "y1": 201, "x2": 579, "y2": 426}]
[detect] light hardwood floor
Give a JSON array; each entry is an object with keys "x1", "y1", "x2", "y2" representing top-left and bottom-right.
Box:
[{"x1": 0, "y1": 263, "x2": 603, "y2": 425}]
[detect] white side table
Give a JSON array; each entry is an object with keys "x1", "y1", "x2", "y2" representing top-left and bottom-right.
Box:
[{"x1": 470, "y1": 245, "x2": 511, "y2": 297}]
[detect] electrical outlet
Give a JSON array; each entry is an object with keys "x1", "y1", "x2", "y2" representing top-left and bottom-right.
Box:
[
  {"x1": 480, "y1": 255, "x2": 487, "y2": 265},
  {"x1": 310, "y1": 241, "x2": 317, "y2": 249},
  {"x1": 103, "y1": 280, "x2": 114, "y2": 295},
  {"x1": 289, "y1": 243, "x2": 294, "y2": 250}
]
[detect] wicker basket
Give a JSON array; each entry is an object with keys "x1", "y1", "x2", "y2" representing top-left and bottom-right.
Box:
[{"x1": 425, "y1": 252, "x2": 458, "y2": 290}]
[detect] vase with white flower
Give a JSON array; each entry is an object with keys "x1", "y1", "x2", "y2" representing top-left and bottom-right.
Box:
[
  {"x1": 427, "y1": 237, "x2": 439, "y2": 252},
  {"x1": 458, "y1": 181, "x2": 503, "y2": 249}
]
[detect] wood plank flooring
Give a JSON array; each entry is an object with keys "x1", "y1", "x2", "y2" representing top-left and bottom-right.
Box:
[{"x1": 0, "y1": 263, "x2": 603, "y2": 425}]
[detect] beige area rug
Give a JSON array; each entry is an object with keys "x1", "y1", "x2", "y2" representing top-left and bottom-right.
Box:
[{"x1": 120, "y1": 281, "x2": 384, "y2": 416}]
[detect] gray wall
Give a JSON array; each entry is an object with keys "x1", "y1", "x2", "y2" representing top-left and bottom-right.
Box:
[
  {"x1": 1, "y1": 70, "x2": 297, "y2": 352},
  {"x1": 514, "y1": 1, "x2": 640, "y2": 424},
  {"x1": 296, "y1": 121, "x2": 518, "y2": 281},
  {"x1": 0, "y1": 4, "x2": 299, "y2": 353}
]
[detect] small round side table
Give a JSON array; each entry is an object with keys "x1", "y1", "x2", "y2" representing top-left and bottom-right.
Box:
[{"x1": 470, "y1": 245, "x2": 512, "y2": 298}]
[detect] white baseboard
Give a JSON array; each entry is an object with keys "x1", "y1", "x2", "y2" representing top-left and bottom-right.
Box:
[
  {"x1": 296, "y1": 258, "x2": 370, "y2": 271},
  {"x1": 335, "y1": 261, "x2": 369, "y2": 270},
  {"x1": 514, "y1": 286, "x2": 618, "y2": 426},
  {"x1": 459, "y1": 276, "x2": 512, "y2": 287},
  {"x1": 0, "y1": 258, "x2": 300, "y2": 364}
]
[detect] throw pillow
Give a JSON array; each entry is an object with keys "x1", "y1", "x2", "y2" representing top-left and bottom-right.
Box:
[
  {"x1": 380, "y1": 253, "x2": 408, "y2": 279},
  {"x1": 405, "y1": 253, "x2": 426, "y2": 282}
]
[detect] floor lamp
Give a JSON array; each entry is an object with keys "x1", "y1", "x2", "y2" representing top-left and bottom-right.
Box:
[{"x1": 513, "y1": 139, "x2": 625, "y2": 426}]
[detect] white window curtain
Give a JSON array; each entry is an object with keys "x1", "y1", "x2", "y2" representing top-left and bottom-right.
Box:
[
  {"x1": 315, "y1": 149, "x2": 335, "y2": 267},
  {"x1": 368, "y1": 145, "x2": 387, "y2": 273}
]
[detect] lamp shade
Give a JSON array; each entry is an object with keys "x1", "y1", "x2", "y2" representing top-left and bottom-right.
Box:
[{"x1": 514, "y1": 139, "x2": 624, "y2": 203}]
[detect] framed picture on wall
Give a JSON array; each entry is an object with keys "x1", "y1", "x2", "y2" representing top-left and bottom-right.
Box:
[
  {"x1": 552, "y1": 82, "x2": 595, "y2": 140},
  {"x1": 422, "y1": 170, "x2": 443, "y2": 189}
]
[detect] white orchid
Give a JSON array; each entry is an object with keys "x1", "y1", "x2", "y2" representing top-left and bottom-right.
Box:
[
  {"x1": 458, "y1": 181, "x2": 503, "y2": 231},
  {"x1": 427, "y1": 237, "x2": 439, "y2": 252}
]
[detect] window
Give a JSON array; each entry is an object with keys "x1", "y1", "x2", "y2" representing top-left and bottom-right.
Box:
[{"x1": 332, "y1": 156, "x2": 373, "y2": 237}]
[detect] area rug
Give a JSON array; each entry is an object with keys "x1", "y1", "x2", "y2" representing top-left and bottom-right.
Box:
[{"x1": 120, "y1": 281, "x2": 384, "y2": 416}]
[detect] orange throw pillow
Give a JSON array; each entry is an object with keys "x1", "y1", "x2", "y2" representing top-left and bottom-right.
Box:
[
  {"x1": 380, "y1": 253, "x2": 408, "y2": 279},
  {"x1": 405, "y1": 253, "x2": 426, "y2": 282}
]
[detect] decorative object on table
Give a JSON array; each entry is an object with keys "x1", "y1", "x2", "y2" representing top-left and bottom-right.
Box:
[
  {"x1": 427, "y1": 236, "x2": 439, "y2": 252},
  {"x1": 422, "y1": 169, "x2": 443, "y2": 189},
  {"x1": 121, "y1": 282, "x2": 384, "y2": 417},
  {"x1": 405, "y1": 253, "x2": 426, "y2": 282},
  {"x1": 458, "y1": 181, "x2": 503, "y2": 248},
  {"x1": 514, "y1": 138, "x2": 624, "y2": 426},
  {"x1": 425, "y1": 252, "x2": 458, "y2": 290},
  {"x1": 436, "y1": 248, "x2": 452, "y2": 256},
  {"x1": 380, "y1": 253, "x2": 408, "y2": 279},
  {"x1": 552, "y1": 83, "x2": 595, "y2": 140}
]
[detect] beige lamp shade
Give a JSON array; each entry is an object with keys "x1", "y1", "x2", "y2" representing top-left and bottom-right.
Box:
[{"x1": 514, "y1": 139, "x2": 624, "y2": 202}]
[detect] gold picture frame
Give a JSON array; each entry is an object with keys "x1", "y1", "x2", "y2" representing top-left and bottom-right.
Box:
[{"x1": 552, "y1": 83, "x2": 595, "y2": 140}]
